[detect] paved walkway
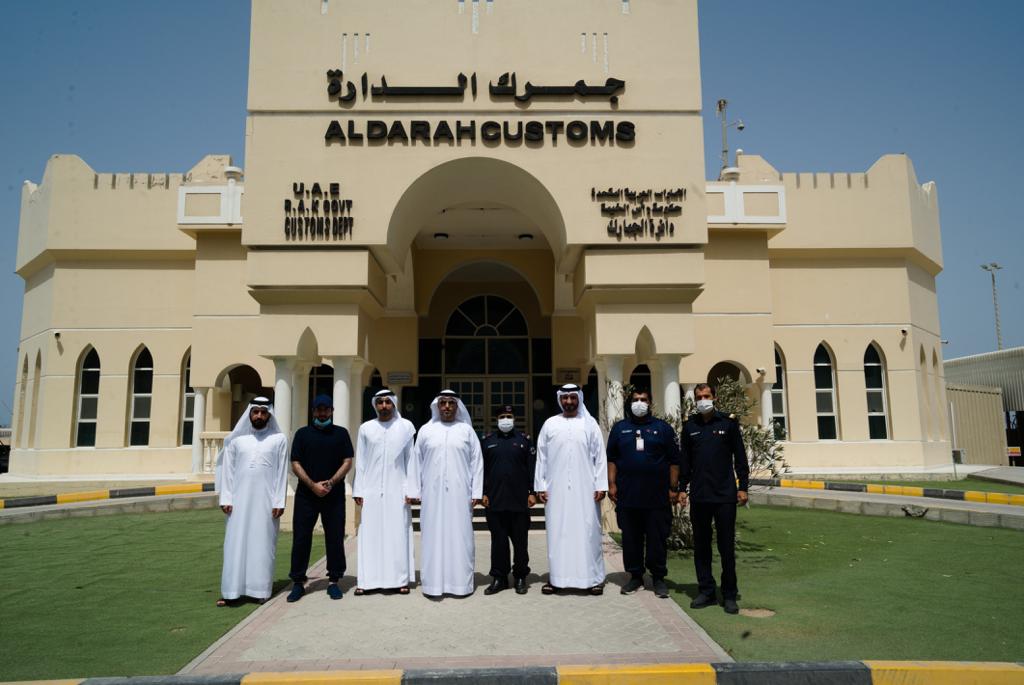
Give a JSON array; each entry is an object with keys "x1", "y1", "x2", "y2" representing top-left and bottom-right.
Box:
[
  {"x1": 180, "y1": 532, "x2": 729, "y2": 673},
  {"x1": 971, "y1": 466, "x2": 1024, "y2": 486}
]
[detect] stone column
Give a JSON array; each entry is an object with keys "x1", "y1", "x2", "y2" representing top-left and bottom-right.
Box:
[
  {"x1": 760, "y1": 384, "x2": 773, "y2": 428},
  {"x1": 660, "y1": 355, "x2": 682, "y2": 420},
  {"x1": 273, "y1": 358, "x2": 294, "y2": 439},
  {"x1": 190, "y1": 387, "x2": 208, "y2": 474},
  {"x1": 602, "y1": 355, "x2": 625, "y2": 426},
  {"x1": 329, "y1": 357, "x2": 352, "y2": 434},
  {"x1": 348, "y1": 360, "x2": 368, "y2": 435},
  {"x1": 292, "y1": 363, "x2": 311, "y2": 433},
  {"x1": 683, "y1": 384, "x2": 697, "y2": 408}
]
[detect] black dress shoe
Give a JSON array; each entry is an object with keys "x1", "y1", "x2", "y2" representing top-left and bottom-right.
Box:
[
  {"x1": 620, "y1": 575, "x2": 644, "y2": 595},
  {"x1": 484, "y1": 577, "x2": 509, "y2": 595},
  {"x1": 514, "y1": 577, "x2": 527, "y2": 594},
  {"x1": 689, "y1": 591, "x2": 717, "y2": 609},
  {"x1": 723, "y1": 598, "x2": 739, "y2": 614}
]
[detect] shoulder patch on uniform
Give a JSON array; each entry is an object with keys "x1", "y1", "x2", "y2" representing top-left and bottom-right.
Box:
[{"x1": 728, "y1": 414, "x2": 737, "y2": 420}]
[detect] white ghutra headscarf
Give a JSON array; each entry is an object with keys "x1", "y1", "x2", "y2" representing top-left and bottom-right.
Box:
[
  {"x1": 214, "y1": 396, "x2": 282, "y2": 491},
  {"x1": 371, "y1": 387, "x2": 402, "y2": 421},
  {"x1": 428, "y1": 389, "x2": 473, "y2": 426},
  {"x1": 556, "y1": 383, "x2": 597, "y2": 425}
]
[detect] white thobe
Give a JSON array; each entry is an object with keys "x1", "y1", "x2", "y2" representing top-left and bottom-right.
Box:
[
  {"x1": 219, "y1": 431, "x2": 289, "y2": 600},
  {"x1": 535, "y1": 414, "x2": 608, "y2": 588},
  {"x1": 352, "y1": 416, "x2": 418, "y2": 590},
  {"x1": 414, "y1": 421, "x2": 483, "y2": 596}
]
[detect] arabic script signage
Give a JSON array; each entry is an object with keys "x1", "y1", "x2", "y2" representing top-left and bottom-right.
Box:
[
  {"x1": 284, "y1": 182, "x2": 354, "y2": 241},
  {"x1": 322, "y1": 71, "x2": 635, "y2": 147},
  {"x1": 594, "y1": 186, "x2": 686, "y2": 240}
]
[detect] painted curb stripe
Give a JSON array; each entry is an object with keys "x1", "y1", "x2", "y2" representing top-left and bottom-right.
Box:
[
  {"x1": 714, "y1": 661, "x2": 871, "y2": 685},
  {"x1": 154, "y1": 484, "x2": 205, "y2": 496},
  {"x1": 403, "y1": 667, "x2": 556, "y2": 684},
  {"x1": 243, "y1": 671, "x2": 402, "y2": 685},
  {"x1": 865, "y1": 660, "x2": 1024, "y2": 685},
  {"x1": 111, "y1": 487, "x2": 158, "y2": 499},
  {"x1": 56, "y1": 490, "x2": 110, "y2": 504},
  {"x1": 751, "y1": 478, "x2": 1022, "y2": 507},
  {"x1": 0, "y1": 680, "x2": 84, "y2": 685},
  {"x1": 82, "y1": 675, "x2": 244, "y2": 685},
  {"x1": 558, "y1": 663, "x2": 715, "y2": 684},
  {"x1": 2, "y1": 495, "x2": 57, "y2": 508}
]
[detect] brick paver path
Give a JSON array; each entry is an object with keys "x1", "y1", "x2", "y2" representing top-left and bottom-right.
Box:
[{"x1": 180, "y1": 532, "x2": 729, "y2": 673}]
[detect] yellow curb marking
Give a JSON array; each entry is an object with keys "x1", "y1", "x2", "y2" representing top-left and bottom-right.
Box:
[
  {"x1": 866, "y1": 484, "x2": 886, "y2": 494},
  {"x1": 985, "y1": 492, "x2": 1010, "y2": 505},
  {"x1": 964, "y1": 491, "x2": 988, "y2": 503},
  {"x1": 242, "y1": 671, "x2": 402, "y2": 685},
  {"x1": 154, "y1": 483, "x2": 204, "y2": 496},
  {"x1": 865, "y1": 660, "x2": 1024, "y2": 685},
  {"x1": 558, "y1": 663, "x2": 717, "y2": 685},
  {"x1": 56, "y1": 490, "x2": 110, "y2": 504}
]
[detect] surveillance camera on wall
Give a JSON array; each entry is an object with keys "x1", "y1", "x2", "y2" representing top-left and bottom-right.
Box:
[
  {"x1": 53, "y1": 330, "x2": 61, "y2": 339},
  {"x1": 900, "y1": 328, "x2": 908, "y2": 336},
  {"x1": 756, "y1": 367, "x2": 766, "y2": 375},
  {"x1": 736, "y1": 120, "x2": 745, "y2": 131}
]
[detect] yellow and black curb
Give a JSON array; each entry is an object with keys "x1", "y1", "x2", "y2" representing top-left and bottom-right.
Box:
[
  {"x1": 751, "y1": 477, "x2": 1024, "y2": 507},
  {"x1": 0, "y1": 482, "x2": 214, "y2": 510},
  {"x1": 10, "y1": 662, "x2": 1024, "y2": 685}
]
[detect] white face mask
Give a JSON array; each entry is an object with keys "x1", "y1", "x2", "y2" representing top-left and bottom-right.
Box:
[
  {"x1": 497, "y1": 417, "x2": 515, "y2": 433},
  {"x1": 630, "y1": 401, "x2": 649, "y2": 417},
  {"x1": 696, "y1": 398, "x2": 715, "y2": 414}
]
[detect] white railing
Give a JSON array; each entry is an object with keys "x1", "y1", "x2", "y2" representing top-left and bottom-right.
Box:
[{"x1": 199, "y1": 431, "x2": 229, "y2": 474}]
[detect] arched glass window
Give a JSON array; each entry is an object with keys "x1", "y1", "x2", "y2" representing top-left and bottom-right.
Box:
[
  {"x1": 75, "y1": 348, "x2": 101, "y2": 447},
  {"x1": 180, "y1": 352, "x2": 195, "y2": 445},
  {"x1": 129, "y1": 348, "x2": 153, "y2": 446},
  {"x1": 814, "y1": 344, "x2": 839, "y2": 440},
  {"x1": 444, "y1": 295, "x2": 529, "y2": 374},
  {"x1": 864, "y1": 344, "x2": 889, "y2": 440},
  {"x1": 771, "y1": 346, "x2": 789, "y2": 440}
]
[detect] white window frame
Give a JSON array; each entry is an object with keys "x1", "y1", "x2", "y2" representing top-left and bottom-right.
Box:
[
  {"x1": 129, "y1": 348, "x2": 153, "y2": 447},
  {"x1": 814, "y1": 344, "x2": 840, "y2": 440},
  {"x1": 75, "y1": 349, "x2": 101, "y2": 448},
  {"x1": 864, "y1": 344, "x2": 890, "y2": 440},
  {"x1": 771, "y1": 346, "x2": 789, "y2": 439},
  {"x1": 180, "y1": 353, "x2": 195, "y2": 446}
]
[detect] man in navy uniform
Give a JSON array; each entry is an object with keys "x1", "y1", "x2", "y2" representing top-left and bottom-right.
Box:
[
  {"x1": 680, "y1": 383, "x2": 749, "y2": 615},
  {"x1": 481, "y1": 405, "x2": 536, "y2": 595},
  {"x1": 607, "y1": 387, "x2": 681, "y2": 599}
]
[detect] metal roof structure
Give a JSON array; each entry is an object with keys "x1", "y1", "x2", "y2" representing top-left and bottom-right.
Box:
[{"x1": 945, "y1": 346, "x2": 1024, "y2": 411}]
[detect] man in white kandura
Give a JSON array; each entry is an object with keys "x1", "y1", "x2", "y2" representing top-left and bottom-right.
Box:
[
  {"x1": 414, "y1": 389, "x2": 483, "y2": 598},
  {"x1": 216, "y1": 398, "x2": 289, "y2": 606},
  {"x1": 352, "y1": 388, "x2": 419, "y2": 595},
  {"x1": 535, "y1": 383, "x2": 608, "y2": 595}
]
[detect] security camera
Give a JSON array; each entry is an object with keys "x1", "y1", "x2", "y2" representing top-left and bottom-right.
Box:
[
  {"x1": 900, "y1": 328, "x2": 908, "y2": 336},
  {"x1": 53, "y1": 330, "x2": 61, "y2": 340},
  {"x1": 756, "y1": 367, "x2": 766, "y2": 375},
  {"x1": 736, "y1": 120, "x2": 745, "y2": 131}
]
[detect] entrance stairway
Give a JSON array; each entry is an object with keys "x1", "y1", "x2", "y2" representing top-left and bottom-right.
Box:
[{"x1": 410, "y1": 504, "x2": 546, "y2": 531}]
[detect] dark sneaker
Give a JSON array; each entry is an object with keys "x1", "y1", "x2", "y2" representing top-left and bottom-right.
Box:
[
  {"x1": 620, "y1": 576, "x2": 644, "y2": 595},
  {"x1": 689, "y1": 591, "x2": 717, "y2": 609},
  {"x1": 286, "y1": 583, "x2": 305, "y2": 603},
  {"x1": 484, "y1": 577, "x2": 509, "y2": 595},
  {"x1": 723, "y1": 598, "x2": 739, "y2": 614},
  {"x1": 652, "y1": 578, "x2": 669, "y2": 598},
  {"x1": 326, "y1": 583, "x2": 343, "y2": 600},
  {"x1": 514, "y1": 577, "x2": 528, "y2": 595}
]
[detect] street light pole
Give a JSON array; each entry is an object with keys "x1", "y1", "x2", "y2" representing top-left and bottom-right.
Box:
[{"x1": 981, "y1": 262, "x2": 1003, "y2": 350}]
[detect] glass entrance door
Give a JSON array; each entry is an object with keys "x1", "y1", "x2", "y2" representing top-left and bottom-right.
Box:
[{"x1": 447, "y1": 376, "x2": 528, "y2": 436}]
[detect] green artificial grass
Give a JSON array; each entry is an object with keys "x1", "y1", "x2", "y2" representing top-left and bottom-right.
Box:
[
  {"x1": 667, "y1": 505, "x2": 1024, "y2": 662},
  {"x1": 0, "y1": 508, "x2": 323, "y2": 680}
]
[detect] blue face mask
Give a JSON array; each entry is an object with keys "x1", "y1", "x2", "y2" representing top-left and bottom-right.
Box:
[{"x1": 313, "y1": 417, "x2": 332, "y2": 427}]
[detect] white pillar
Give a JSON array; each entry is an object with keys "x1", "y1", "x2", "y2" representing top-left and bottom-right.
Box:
[
  {"x1": 683, "y1": 384, "x2": 697, "y2": 410},
  {"x1": 660, "y1": 355, "x2": 682, "y2": 419},
  {"x1": 330, "y1": 356, "x2": 352, "y2": 434},
  {"x1": 190, "y1": 387, "x2": 208, "y2": 474},
  {"x1": 760, "y1": 384, "x2": 773, "y2": 428},
  {"x1": 292, "y1": 363, "x2": 311, "y2": 432},
  {"x1": 273, "y1": 358, "x2": 294, "y2": 438},
  {"x1": 348, "y1": 360, "x2": 367, "y2": 434},
  {"x1": 603, "y1": 355, "x2": 625, "y2": 426}
]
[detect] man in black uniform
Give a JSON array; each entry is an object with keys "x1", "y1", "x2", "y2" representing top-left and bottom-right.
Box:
[
  {"x1": 607, "y1": 387, "x2": 681, "y2": 599},
  {"x1": 480, "y1": 405, "x2": 536, "y2": 595},
  {"x1": 287, "y1": 394, "x2": 354, "y2": 602},
  {"x1": 680, "y1": 383, "x2": 749, "y2": 614}
]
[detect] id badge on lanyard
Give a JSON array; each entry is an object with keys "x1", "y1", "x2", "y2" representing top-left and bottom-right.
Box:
[{"x1": 635, "y1": 429, "x2": 644, "y2": 452}]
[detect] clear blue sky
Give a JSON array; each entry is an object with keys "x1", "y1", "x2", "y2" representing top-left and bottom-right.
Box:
[{"x1": 1, "y1": 1, "x2": 1021, "y2": 425}]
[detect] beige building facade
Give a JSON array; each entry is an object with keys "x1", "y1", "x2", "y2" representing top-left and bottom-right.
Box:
[{"x1": 10, "y1": 0, "x2": 951, "y2": 477}]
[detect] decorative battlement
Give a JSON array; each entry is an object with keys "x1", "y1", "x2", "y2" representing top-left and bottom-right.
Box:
[{"x1": 91, "y1": 172, "x2": 186, "y2": 190}]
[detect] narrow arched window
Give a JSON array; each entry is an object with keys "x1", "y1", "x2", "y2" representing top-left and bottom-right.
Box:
[
  {"x1": 864, "y1": 344, "x2": 889, "y2": 440},
  {"x1": 814, "y1": 344, "x2": 839, "y2": 440},
  {"x1": 180, "y1": 352, "x2": 195, "y2": 445},
  {"x1": 771, "y1": 346, "x2": 789, "y2": 440},
  {"x1": 129, "y1": 348, "x2": 153, "y2": 446},
  {"x1": 75, "y1": 348, "x2": 101, "y2": 447}
]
